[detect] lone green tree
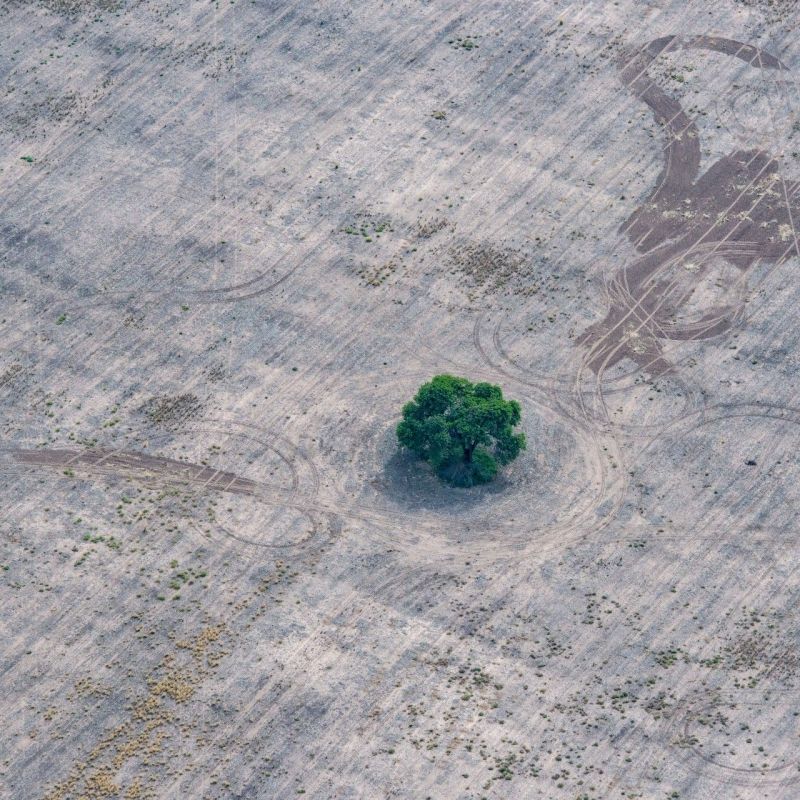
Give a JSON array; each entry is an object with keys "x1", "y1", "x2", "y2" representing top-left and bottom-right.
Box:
[{"x1": 397, "y1": 374, "x2": 526, "y2": 487}]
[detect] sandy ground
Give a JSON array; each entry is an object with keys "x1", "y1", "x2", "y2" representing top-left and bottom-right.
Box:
[{"x1": 2, "y1": 0, "x2": 800, "y2": 798}]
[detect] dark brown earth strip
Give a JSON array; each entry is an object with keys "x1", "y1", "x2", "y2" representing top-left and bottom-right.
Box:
[
  {"x1": 580, "y1": 35, "x2": 800, "y2": 377},
  {"x1": 10, "y1": 448, "x2": 258, "y2": 496}
]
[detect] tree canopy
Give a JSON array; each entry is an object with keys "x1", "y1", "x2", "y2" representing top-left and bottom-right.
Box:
[{"x1": 396, "y1": 374, "x2": 526, "y2": 487}]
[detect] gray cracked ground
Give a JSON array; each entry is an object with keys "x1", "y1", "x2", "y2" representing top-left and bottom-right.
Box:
[{"x1": 2, "y1": 1, "x2": 800, "y2": 799}]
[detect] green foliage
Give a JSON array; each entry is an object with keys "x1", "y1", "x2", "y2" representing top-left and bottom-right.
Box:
[{"x1": 397, "y1": 374, "x2": 526, "y2": 487}]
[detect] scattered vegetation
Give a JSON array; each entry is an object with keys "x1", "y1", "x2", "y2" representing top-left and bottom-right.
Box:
[
  {"x1": 140, "y1": 393, "x2": 204, "y2": 428},
  {"x1": 447, "y1": 241, "x2": 530, "y2": 293},
  {"x1": 448, "y1": 35, "x2": 480, "y2": 51},
  {"x1": 342, "y1": 218, "x2": 393, "y2": 243}
]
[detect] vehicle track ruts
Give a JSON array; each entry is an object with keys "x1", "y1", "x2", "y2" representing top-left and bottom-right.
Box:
[
  {"x1": 119, "y1": 421, "x2": 326, "y2": 550},
  {"x1": 2, "y1": 377, "x2": 623, "y2": 566},
  {"x1": 404, "y1": 33, "x2": 784, "y2": 384},
  {"x1": 578, "y1": 159, "x2": 795, "y2": 358},
  {"x1": 468, "y1": 37, "x2": 796, "y2": 433},
  {"x1": 636, "y1": 400, "x2": 800, "y2": 452},
  {"x1": 468, "y1": 36, "x2": 797, "y2": 437},
  {"x1": 572, "y1": 187, "x2": 800, "y2": 433},
  {"x1": 715, "y1": 71, "x2": 800, "y2": 149},
  {"x1": 579, "y1": 35, "x2": 799, "y2": 376},
  {"x1": 577, "y1": 200, "x2": 800, "y2": 393},
  {"x1": 309, "y1": 371, "x2": 626, "y2": 566},
  {"x1": 473, "y1": 310, "x2": 710, "y2": 438},
  {"x1": 663, "y1": 686, "x2": 800, "y2": 788},
  {"x1": 1, "y1": 419, "x2": 330, "y2": 551}
]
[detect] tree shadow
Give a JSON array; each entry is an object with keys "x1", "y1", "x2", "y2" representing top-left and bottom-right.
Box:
[{"x1": 376, "y1": 445, "x2": 513, "y2": 513}]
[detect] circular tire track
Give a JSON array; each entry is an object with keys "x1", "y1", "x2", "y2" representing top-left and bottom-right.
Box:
[
  {"x1": 120, "y1": 420, "x2": 326, "y2": 550},
  {"x1": 1, "y1": 418, "x2": 332, "y2": 552},
  {"x1": 311, "y1": 372, "x2": 626, "y2": 565},
  {"x1": 715, "y1": 72, "x2": 800, "y2": 151},
  {"x1": 627, "y1": 401, "x2": 800, "y2": 545},
  {"x1": 474, "y1": 310, "x2": 709, "y2": 436},
  {"x1": 664, "y1": 685, "x2": 800, "y2": 788}
]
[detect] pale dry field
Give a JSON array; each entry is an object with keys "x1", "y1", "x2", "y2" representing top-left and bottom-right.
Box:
[{"x1": 2, "y1": 0, "x2": 800, "y2": 798}]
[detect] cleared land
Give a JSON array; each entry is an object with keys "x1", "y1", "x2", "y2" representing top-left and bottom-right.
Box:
[{"x1": 2, "y1": 1, "x2": 800, "y2": 798}]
